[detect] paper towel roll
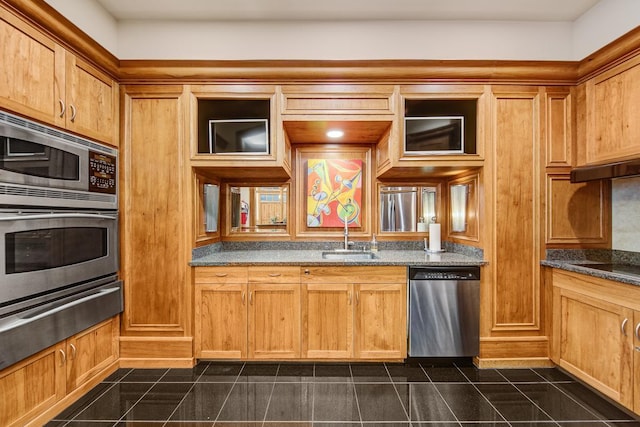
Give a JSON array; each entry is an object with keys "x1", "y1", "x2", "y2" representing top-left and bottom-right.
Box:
[{"x1": 428, "y1": 223, "x2": 441, "y2": 252}]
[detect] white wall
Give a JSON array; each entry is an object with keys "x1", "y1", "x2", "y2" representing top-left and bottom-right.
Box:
[
  {"x1": 612, "y1": 177, "x2": 640, "y2": 252},
  {"x1": 115, "y1": 20, "x2": 573, "y2": 61},
  {"x1": 572, "y1": 0, "x2": 640, "y2": 59},
  {"x1": 44, "y1": 0, "x2": 118, "y2": 54},
  {"x1": 44, "y1": 0, "x2": 640, "y2": 61}
]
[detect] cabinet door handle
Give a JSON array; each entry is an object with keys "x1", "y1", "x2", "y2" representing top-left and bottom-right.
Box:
[
  {"x1": 70, "y1": 343, "x2": 77, "y2": 360},
  {"x1": 348, "y1": 291, "x2": 352, "y2": 305},
  {"x1": 268, "y1": 273, "x2": 281, "y2": 277},
  {"x1": 304, "y1": 269, "x2": 310, "y2": 275},
  {"x1": 635, "y1": 322, "x2": 640, "y2": 341},
  {"x1": 356, "y1": 291, "x2": 360, "y2": 306},
  {"x1": 69, "y1": 104, "x2": 77, "y2": 122},
  {"x1": 215, "y1": 273, "x2": 228, "y2": 277},
  {"x1": 622, "y1": 318, "x2": 629, "y2": 336},
  {"x1": 249, "y1": 291, "x2": 253, "y2": 305},
  {"x1": 59, "y1": 349, "x2": 66, "y2": 366},
  {"x1": 58, "y1": 99, "x2": 66, "y2": 118},
  {"x1": 241, "y1": 291, "x2": 246, "y2": 305}
]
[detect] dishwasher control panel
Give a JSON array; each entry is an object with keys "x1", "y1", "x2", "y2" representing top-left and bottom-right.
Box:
[{"x1": 409, "y1": 266, "x2": 480, "y2": 281}]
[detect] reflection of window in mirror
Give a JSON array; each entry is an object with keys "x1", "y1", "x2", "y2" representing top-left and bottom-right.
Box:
[
  {"x1": 450, "y1": 185, "x2": 467, "y2": 232},
  {"x1": 448, "y1": 173, "x2": 479, "y2": 241},
  {"x1": 227, "y1": 184, "x2": 289, "y2": 235}
]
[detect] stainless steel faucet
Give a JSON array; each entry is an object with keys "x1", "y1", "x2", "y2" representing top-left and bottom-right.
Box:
[{"x1": 343, "y1": 217, "x2": 353, "y2": 250}]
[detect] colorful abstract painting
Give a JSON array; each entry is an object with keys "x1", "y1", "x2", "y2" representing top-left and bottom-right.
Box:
[{"x1": 307, "y1": 158, "x2": 363, "y2": 228}]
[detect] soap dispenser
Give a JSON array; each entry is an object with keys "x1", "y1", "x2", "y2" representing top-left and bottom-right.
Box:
[{"x1": 370, "y1": 233, "x2": 379, "y2": 252}]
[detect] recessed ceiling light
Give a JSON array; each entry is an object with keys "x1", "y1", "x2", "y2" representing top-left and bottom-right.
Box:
[{"x1": 326, "y1": 129, "x2": 344, "y2": 138}]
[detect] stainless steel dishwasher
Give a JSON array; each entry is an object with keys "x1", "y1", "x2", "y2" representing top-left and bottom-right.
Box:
[{"x1": 408, "y1": 265, "x2": 480, "y2": 357}]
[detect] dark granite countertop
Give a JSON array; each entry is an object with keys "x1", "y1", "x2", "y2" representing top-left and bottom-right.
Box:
[
  {"x1": 191, "y1": 249, "x2": 485, "y2": 267},
  {"x1": 541, "y1": 259, "x2": 640, "y2": 287}
]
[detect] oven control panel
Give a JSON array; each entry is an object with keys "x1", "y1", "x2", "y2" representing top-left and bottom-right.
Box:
[{"x1": 88, "y1": 151, "x2": 116, "y2": 194}]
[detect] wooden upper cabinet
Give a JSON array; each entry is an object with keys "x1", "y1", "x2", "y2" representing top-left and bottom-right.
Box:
[
  {"x1": 0, "y1": 7, "x2": 117, "y2": 146},
  {"x1": 583, "y1": 54, "x2": 640, "y2": 165},
  {"x1": 64, "y1": 55, "x2": 118, "y2": 145},
  {"x1": 281, "y1": 84, "x2": 396, "y2": 116},
  {"x1": 0, "y1": 8, "x2": 63, "y2": 125}
]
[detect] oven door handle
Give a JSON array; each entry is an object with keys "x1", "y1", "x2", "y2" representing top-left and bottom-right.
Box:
[
  {"x1": 0, "y1": 213, "x2": 117, "y2": 221},
  {"x1": 0, "y1": 287, "x2": 121, "y2": 332}
]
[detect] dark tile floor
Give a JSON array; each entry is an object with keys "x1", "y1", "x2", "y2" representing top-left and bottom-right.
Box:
[{"x1": 47, "y1": 360, "x2": 640, "y2": 426}]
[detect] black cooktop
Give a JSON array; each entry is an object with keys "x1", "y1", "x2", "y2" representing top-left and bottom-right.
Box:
[{"x1": 572, "y1": 263, "x2": 640, "y2": 277}]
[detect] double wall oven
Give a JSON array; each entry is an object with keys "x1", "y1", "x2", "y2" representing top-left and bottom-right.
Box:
[{"x1": 0, "y1": 111, "x2": 122, "y2": 370}]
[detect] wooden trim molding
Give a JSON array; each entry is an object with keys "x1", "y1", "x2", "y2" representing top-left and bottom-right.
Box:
[{"x1": 117, "y1": 59, "x2": 580, "y2": 84}]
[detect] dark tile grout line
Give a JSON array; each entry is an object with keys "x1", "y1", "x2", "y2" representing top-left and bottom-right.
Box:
[
  {"x1": 490, "y1": 366, "x2": 560, "y2": 427},
  {"x1": 260, "y1": 364, "x2": 281, "y2": 426},
  {"x1": 416, "y1": 362, "x2": 462, "y2": 426},
  {"x1": 161, "y1": 361, "x2": 212, "y2": 427},
  {"x1": 383, "y1": 362, "x2": 411, "y2": 424},
  {"x1": 347, "y1": 363, "x2": 365, "y2": 427}
]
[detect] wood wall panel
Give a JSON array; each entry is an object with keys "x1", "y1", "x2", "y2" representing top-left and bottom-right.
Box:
[
  {"x1": 121, "y1": 86, "x2": 189, "y2": 337},
  {"x1": 545, "y1": 88, "x2": 573, "y2": 167},
  {"x1": 491, "y1": 87, "x2": 541, "y2": 331}
]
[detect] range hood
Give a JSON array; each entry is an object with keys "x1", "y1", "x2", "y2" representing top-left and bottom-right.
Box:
[{"x1": 570, "y1": 159, "x2": 640, "y2": 182}]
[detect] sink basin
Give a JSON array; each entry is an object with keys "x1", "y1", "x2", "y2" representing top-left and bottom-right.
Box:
[{"x1": 321, "y1": 250, "x2": 376, "y2": 260}]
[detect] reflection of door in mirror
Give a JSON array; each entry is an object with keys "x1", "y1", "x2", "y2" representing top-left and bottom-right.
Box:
[
  {"x1": 227, "y1": 185, "x2": 289, "y2": 235},
  {"x1": 255, "y1": 187, "x2": 287, "y2": 227}
]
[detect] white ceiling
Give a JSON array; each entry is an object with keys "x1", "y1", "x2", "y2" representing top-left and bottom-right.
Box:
[{"x1": 94, "y1": 0, "x2": 601, "y2": 22}]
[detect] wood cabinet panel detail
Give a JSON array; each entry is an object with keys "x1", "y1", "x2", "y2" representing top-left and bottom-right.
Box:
[
  {"x1": 281, "y1": 85, "x2": 395, "y2": 115},
  {"x1": 491, "y1": 88, "x2": 540, "y2": 330},
  {"x1": 122, "y1": 88, "x2": 187, "y2": 333},
  {"x1": 545, "y1": 88, "x2": 573, "y2": 167},
  {"x1": 585, "y1": 56, "x2": 640, "y2": 164},
  {"x1": 546, "y1": 174, "x2": 610, "y2": 245}
]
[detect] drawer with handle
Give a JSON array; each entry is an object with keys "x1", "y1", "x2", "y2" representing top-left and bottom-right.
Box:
[
  {"x1": 248, "y1": 266, "x2": 300, "y2": 283},
  {"x1": 195, "y1": 267, "x2": 248, "y2": 284}
]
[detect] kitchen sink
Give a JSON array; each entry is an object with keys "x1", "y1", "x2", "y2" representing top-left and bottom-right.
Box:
[{"x1": 321, "y1": 250, "x2": 377, "y2": 260}]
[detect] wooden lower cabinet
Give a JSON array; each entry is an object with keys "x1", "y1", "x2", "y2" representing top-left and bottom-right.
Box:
[
  {"x1": 302, "y1": 283, "x2": 354, "y2": 359},
  {"x1": 354, "y1": 283, "x2": 406, "y2": 359},
  {"x1": 0, "y1": 317, "x2": 119, "y2": 427},
  {"x1": 551, "y1": 269, "x2": 639, "y2": 412},
  {"x1": 194, "y1": 266, "x2": 301, "y2": 360},
  {"x1": 195, "y1": 282, "x2": 248, "y2": 359},
  {"x1": 249, "y1": 281, "x2": 301, "y2": 359},
  {"x1": 301, "y1": 266, "x2": 407, "y2": 360},
  {"x1": 196, "y1": 265, "x2": 407, "y2": 361}
]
